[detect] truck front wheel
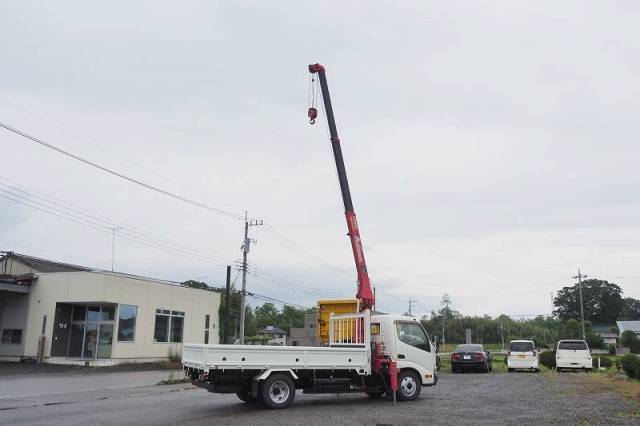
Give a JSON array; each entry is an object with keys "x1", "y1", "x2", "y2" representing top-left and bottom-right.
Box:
[
  {"x1": 397, "y1": 370, "x2": 421, "y2": 401},
  {"x1": 261, "y1": 374, "x2": 295, "y2": 409}
]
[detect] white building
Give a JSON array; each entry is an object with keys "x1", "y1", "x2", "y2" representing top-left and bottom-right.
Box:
[
  {"x1": 256, "y1": 326, "x2": 287, "y2": 345},
  {"x1": 0, "y1": 252, "x2": 220, "y2": 365}
]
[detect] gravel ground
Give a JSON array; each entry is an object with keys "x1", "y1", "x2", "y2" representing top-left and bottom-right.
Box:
[
  {"x1": 0, "y1": 361, "x2": 181, "y2": 377},
  {"x1": 181, "y1": 371, "x2": 640, "y2": 426}
]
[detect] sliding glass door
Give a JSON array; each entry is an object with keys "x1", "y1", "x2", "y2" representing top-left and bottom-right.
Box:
[{"x1": 68, "y1": 305, "x2": 115, "y2": 359}]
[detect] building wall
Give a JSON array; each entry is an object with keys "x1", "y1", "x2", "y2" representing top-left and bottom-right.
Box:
[
  {"x1": 24, "y1": 271, "x2": 220, "y2": 361},
  {"x1": 0, "y1": 258, "x2": 34, "y2": 276},
  {"x1": 0, "y1": 293, "x2": 29, "y2": 358}
]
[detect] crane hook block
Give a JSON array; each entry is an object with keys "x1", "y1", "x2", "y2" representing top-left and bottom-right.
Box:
[{"x1": 308, "y1": 107, "x2": 318, "y2": 125}]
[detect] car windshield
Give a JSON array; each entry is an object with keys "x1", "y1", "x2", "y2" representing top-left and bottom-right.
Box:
[
  {"x1": 558, "y1": 341, "x2": 588, "y2": 350},
  {"x1": 454, "y1": 344, "x2": 482, "y2": 353},
  {"x1": 509, "y1": 341, "x2": 534, "y2": 352}
]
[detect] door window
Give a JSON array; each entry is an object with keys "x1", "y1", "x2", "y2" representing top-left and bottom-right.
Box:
[{"x1": 396, "y1": 322, "x2": 430, "y2": 352}]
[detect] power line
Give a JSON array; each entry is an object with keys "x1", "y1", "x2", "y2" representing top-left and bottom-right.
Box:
[
  {"x1": 0, "y1": 191, "x2": 239, "y2": 269},
  {"x1": 0, "y1": 178, "x2": 237, "y2": 264},
  {"x1": 0, "y1": 120, "x2": 244, "y2": 220},
  {"x1": 259, "y1": 223, "x2": 351, "y2": 276}
]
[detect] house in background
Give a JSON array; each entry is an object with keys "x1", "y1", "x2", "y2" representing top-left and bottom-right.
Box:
[
  {"x1": 256, "y1": 325, "x2": 287, "y2": 345},
  {"x1": 288, "y1": 312, "x2": 320, "y2": 346},
  {"x1": 0, "y1": 252, "x2": 220, "y2": 365},
  {"x1": 591, "y1": 324, "x2": 618, "y2": 345},
  {"x1": 617, "y1": 321, "x2": 640, "y2": 338}
]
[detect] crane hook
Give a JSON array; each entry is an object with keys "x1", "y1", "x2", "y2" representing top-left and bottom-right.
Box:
[{"x1": 308, "y1": 107, "x2": 318, "y2": 125}]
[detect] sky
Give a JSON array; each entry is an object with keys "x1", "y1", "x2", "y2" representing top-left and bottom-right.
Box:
[{"x1": 1, "y1": 1, "x2": 639, "y2": 317}]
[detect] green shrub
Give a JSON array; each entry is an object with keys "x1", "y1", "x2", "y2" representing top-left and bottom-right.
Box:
[
  {"x1": 539, "y1": 351, "x2": 556, "y2": 369},
  {"x1": 620, "y1": 331, "x2": 640, "y2": 354},
  {"x1": 619, "y1": 354, "x2": 640, "y2": 379},
  {"x1": 592, "y1": 356, "x2": 613, "y2": 369}
]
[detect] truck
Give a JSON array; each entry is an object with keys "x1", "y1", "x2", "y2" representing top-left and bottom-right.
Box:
[{"x1": 182, "y1": 63, "x2": 438, "y2": 409}]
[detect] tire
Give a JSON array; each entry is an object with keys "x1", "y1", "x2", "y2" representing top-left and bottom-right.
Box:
[
  {"x1": 260, "y1": 374, "x2": 295, "y2": 409},
  {"x1": 236, "y1": 390, "x2": 258, "y2": 404},
  {"x1": 397, "y1": 370, "x2": 421, "y2": 402},
  {"x1": 451, "y1": 367, "x2": 457, "y2": 374},
  {"x1": 365, "y1": 392, "x2": 385, "y2": 399},
  {"x1": 508, "y1": 368, "x2": 514, "y2": 373},
  {"x1": 534, "y1": 368, "x2": 540, "y2": 373},
  {"x1": 484, "y1": 363, "x2": 490, "y2": 373}
]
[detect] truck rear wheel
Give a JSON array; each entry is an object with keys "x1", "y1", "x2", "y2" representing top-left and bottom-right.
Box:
[
  {"x1": 397, "y1": 370, "x2": 421, "y2": 401},
  {"x1": 261, "y1": 374, "x2": 295, "y2": 409}
]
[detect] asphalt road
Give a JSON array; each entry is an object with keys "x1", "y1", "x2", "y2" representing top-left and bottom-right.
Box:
[{"x1": 1, "y1": 370, "x2": 637, "y2": 425}]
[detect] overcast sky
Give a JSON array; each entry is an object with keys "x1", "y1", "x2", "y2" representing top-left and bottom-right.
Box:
[{"x1": 1, "y1": 1, "x2": 639, "y2": 317}]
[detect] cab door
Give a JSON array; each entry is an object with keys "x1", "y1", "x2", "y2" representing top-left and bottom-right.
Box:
[{"x1": 394, "y1": 321, "x2": 436, "y2": 384}]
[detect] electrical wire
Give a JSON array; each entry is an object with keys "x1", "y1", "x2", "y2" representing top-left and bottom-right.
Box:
[
  {"x1": 0, "y1": 120, "x2": 244, "y2": 220},
  {"x1": 0, "y1": 178, "x2": 236, "y2": 264}
]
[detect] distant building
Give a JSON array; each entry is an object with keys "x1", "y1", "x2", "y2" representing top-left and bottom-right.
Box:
[
  {"x1": 0, "y1": 252, "x2": 220, "y2": 365},
  {"x1": 289, "y1": 313, "x2": 319, "y2": 346},
  {"x1": 617, "y1": 321, "x2": 640, "y2": 338},
  {"x1": 256, "y1": 325, "x2": 287, "y2": 345},
  {"x1": 591, "y1": 324, "x2": 618, "y2": 345}
]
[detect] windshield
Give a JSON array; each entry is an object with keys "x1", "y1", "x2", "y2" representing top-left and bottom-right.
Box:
[
  {"x1": 454, "y1": 344, "x2": 483, "y2": 353},
  {"x1": 509, "y1": 341, "x2": 534, "y2": 352},
  {"x1": 396, "y1": 322, "x2": 430, "y2": 352},
  {"x1": 558, "y1": 341, "x2": 588, "y2": 350}
]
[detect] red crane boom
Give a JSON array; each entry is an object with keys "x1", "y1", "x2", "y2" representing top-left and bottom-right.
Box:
[{"x1": 308, "y1": 63, "x2": 375, "y2": 311}]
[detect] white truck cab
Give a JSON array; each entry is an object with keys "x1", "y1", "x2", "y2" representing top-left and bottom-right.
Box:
[{"x1": 182, "y1": 311, "x2": 437, "y2": 409}]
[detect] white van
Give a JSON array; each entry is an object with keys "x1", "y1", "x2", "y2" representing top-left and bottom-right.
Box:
[
  {"x1": 507, "y1": 340, "x2": 539, "y2": 372},
  {"x1": 556, "y1": 340, "x2": 592, "y2": 371}
]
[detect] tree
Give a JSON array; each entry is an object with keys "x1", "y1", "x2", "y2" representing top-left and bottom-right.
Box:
[
  {"x1": 619, "y1": 298, "x2": 640, "y2": 320},
  {"x1": 181, "y1": 279, "x2": 213, "y2": 291},
  {"x1": 254, "y1": 303, "x2": 279, "y2": 329},
  {"x1": 563, "y1": 319, "x2": 581, "y2": 339},
  {"x1": 553, "y1": 279, "x2": 624, "y2": 324},
  {"x1": 620, "y1": 330, "x2": 640, "y2": 353}
]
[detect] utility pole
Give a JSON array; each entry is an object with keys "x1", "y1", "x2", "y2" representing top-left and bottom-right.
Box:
[
  {"x1": 111, "y1": 226, "x2": 122, "y2": 272},
  {"x1": 223, "y1": 265, "x2": 231, "y2": 344},
  {"x1": 572, "y1": 268, "x2": 587, "y2": 340},
  {"x1": 407, "y1": 298, "x2": 418, "y2": 316},
  {"x1": 239, "y1": 211, "x2": 263, "y2": 344}
]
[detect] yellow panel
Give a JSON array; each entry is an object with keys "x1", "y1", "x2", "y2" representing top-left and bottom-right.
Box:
[{"x1": 317, "y1": 299, "x2": 359, "y2": 345}]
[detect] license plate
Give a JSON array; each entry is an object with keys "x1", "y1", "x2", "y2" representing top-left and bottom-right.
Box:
[
  {"x1": 463, "y1": 355, "x2": 471, "y2": 360},
  {"x1": 518, "y1": 355, "x2": 525, "y2": 360}
]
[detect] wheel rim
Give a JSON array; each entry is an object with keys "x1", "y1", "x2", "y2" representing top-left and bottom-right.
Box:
[
  {"x1": 268, "y1": 380, "x2": 290, "y2": 404},
  {"x1": 400, "y1": 375, "x2": 417, "y2": 397}
]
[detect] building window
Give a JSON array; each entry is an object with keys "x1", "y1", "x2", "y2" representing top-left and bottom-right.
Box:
[
  {"x1": 1, "y1": 329, "x2": 22, "y2": 344},
  {"x1": 117, "y1": 304, "x2": 137, "y2": 342},
  {"x1": 154, "y1": 309, "x2": 185, "y2": 343}
]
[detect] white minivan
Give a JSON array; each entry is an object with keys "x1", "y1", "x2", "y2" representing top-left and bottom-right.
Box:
[
  {"x1": 556, "y1": 340, "x2": 592, "y2": 371},
  {"x1": 507, "y1": 340, "x2": 539, "y2": 372}
]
